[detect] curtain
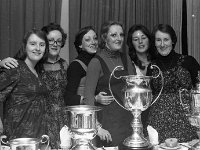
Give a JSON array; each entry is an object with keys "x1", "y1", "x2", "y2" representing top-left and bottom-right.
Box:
[
  {"x1": 69, "y1": 0, "x2": 171, "y2": 62},
  {"x1": 170, "y1": 0, "x2": 182, "y2": 54},
  {"x1": 60, "y1": 0, "x2": 69, "y2": 63},
  {"x1": 187, "y1": 0, "x2": 200, "y2": 63},
  {"x1": 0, "y1": 0, "x2": 62, "y2": 59},
  {"x1": 0, "y1": 0, "x2": 62, "y2": 119}
]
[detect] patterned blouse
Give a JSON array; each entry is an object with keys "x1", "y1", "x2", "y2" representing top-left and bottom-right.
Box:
[
  {"x1": 0, "y1": 60, "x2": 48, "y2": 139},
  {"x1": 145, "y1": 50, "x2": 200, "y2": 142},
  {"x1": 41, "y1": 58, "x2": 68, "y2": 149}
]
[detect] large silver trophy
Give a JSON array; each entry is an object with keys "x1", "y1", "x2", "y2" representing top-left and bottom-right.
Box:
[
  {"x1": 66, "y1": 105, "x2": 101, "y2": 150},
  {"x1": 179, "y1": 71, "x2": 200, "y2": 149},
  {"x1": 109, "y1": 65, "x2": 163, "y2": 149}
]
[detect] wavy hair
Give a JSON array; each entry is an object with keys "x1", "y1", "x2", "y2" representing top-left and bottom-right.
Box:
[
  {"x1": 127, "y1": 24, "x2": 153, "y2": 70},
  {"x1": 74, "y1": 26, "x2": 96, "y2": 54},
  {"x1": 14, "y1": 28, "x2": 49, "y2": 71},
  {"x1": 41, "y1": 22, "x2": 67, "y2": 48},
  {"x1": 152, "y1": 24, "x2": 177, "y2": 56},
  {"x1": 99, "y1": 21, "x2": 124, "y2": 49}
]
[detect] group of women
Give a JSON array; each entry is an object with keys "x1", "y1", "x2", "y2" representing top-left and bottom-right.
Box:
[{"x1": 0, "y1": 20, "x2": 200, "y2": 149}]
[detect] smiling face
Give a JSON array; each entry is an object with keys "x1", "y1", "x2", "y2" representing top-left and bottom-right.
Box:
[
  {"x1": 155, "y1": 30, "x2": 173, "y2": 56},
  {"x1": 79, "y1": 30, "x2": 98, "y2": 54},
  {"x1": 47, "y1": 30, "x2": 62, "y2": 58},
  {"x1": 132, "y1": 30, "x2": 149, "y2": 54},
  {"x1": 25, "y1": 34, "x2": 46, "y2": 65},
  {"x1": 105, "y1": 25, "x2": 124, "y2": 51}
]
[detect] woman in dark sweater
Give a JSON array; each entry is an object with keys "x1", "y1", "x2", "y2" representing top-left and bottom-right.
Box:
[
  {"x1": 147, "y1": 24, "x2": 200, "y2": 142},
  {"x1": 64, "y1": 26, "x2": 98, "y2": 105}
]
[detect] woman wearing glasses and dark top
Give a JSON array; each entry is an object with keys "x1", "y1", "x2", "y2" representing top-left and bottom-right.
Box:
[{"x1": 0, "y1": 23, "x2": 68, "y2": 149}]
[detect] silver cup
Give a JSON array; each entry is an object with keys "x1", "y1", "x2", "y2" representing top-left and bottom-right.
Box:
[
  {"x1": 109, "y1": 65, "x2": 163, "y2": 149},
  {"x1": 1, "y1": 135, "x2": 49, "y2": 150},
  {"x1": 66, "y1": 105, "x2": 101, "y2": 150}
]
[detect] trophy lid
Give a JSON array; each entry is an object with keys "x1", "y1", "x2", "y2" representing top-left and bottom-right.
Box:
[{"x1": 66, "y1": 105, "x2": 101, "y2": 112}]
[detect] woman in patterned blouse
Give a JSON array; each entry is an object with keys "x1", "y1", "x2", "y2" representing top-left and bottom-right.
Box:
[
  {"x1": 147, "y1": 24, "x2": 200, "y2": 142},
  {"x1": 0, "y1": 23, "x2": 69, "y2": 149},
  {"x1": 0, "y1": 28, "x2": 49, "y2": 139}
]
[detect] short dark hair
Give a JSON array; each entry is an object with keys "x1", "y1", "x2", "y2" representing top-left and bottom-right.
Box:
[
  {"x1": 74, "y1": 26, "x2": 96, "y2": 54},
  {"x1": 41, "y1": 22, "x2": 67, "y2": 48},
  {"x1": 152, "y1": 24, "x2": 177, "y2": 50},
  {"x1": 99, "y1": 21, "x2": 124, "y2": 49},
  {"x1": 127, "y1": 24, "x2": 153, "y2": 70},
  {"x1": 14, "y1": 28, "x2": 49, "y2": 64}
]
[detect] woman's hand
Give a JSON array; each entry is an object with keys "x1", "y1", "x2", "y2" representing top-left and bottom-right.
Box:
[
  {"x1": 95, "y1": 92, "x2": 114, "y2": 105},
  {"x1": 97, "y1": 127, "x2": 112, "y2": 143},
  {"x1": 0, "y1": 57, "x2": 18, "y2": 69}
]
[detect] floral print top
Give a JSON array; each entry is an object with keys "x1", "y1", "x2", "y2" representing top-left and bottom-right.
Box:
[
  {"x1": 41, "y1": 58, "x2": 68, "y2": 149},
  {"x1": 145, "y1": 51, "x2": 200, "y2": 143}
]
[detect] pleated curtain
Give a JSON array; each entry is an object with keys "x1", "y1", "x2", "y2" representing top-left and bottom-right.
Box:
[{"x1": 0, "y1": 0, "x2": 62, "y2": 59}]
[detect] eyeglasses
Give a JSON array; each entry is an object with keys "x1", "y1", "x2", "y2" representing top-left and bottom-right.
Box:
[{"x1": 48, "y1": 39, "x2": 62, "y2": 46}]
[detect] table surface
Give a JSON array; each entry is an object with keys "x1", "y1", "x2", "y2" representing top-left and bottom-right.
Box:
[{"x1": 96, "y1": 142, "x2": 192, "y2": 150}]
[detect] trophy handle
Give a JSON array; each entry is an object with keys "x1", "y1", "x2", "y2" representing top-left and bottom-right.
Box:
[
  {"x1": 110, "y1": 66, "x2": 124, "y2": 79},
  {"x1": 0, "y1": 135, "x2": 8, "y2": 145},
  {"x1": 150, "y1": 64, "x2": 164, "y2": 106},
  {"x1": 40, "y1": 135, "x2": 50, "y2": 150}
]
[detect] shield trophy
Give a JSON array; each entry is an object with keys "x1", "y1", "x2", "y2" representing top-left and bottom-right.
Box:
[
  {"x1": 179, "y1": 71, "x2": 200, "y2": 149},
  {"x1": 109, "y1": 65, "x2": 163, "y2": 149}
]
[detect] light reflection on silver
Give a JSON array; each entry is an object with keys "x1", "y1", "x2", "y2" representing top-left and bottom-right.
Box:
[
  {"x1": 109, "y1": 65, "x2": 163, "y2": 149},
  {"x1": 179, "y1": 71, "x2": 200, "y2": 149},
  {"x1": 66, "y1": 105, "x2": 101, "y2": 150}
]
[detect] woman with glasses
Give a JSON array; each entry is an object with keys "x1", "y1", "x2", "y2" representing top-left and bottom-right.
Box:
[
  {"x1": 0, "y1": 23, "x2": 68, "y2": 149},
  {"x1": 41, "y1": 23, "x2": 68, "y2": 149}
]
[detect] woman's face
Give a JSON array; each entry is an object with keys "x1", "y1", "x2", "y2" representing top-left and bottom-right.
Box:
[
  {"x1": 80, "y1": 30, "x2": 98, "y2": 54},
  {"x1": 47, "y1": 30, "x2": 62, "y2": 58},
  {"x1": 155, "y1": 30, "x2": 173, "y2": 56},
  {"x1": 105, "y1": 25, "x2": 124, "y2": 51},
  {"x1": 132, "y1": 30, "x2": 149, "y2": 54},
  {"x1": 25, "y1": 34, "x2": 46, "y2": 64}
]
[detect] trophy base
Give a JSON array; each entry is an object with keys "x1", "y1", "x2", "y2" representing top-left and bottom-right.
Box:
[
  {"x1": 119, "y1": 143, "x2": 153, "y2": 150},
  {"x1": 71, "y1": 144, "x2": 96, "y2": 150},
  {"x1": 71, "y1": 140, "x2": 97, "y2": 150}
]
